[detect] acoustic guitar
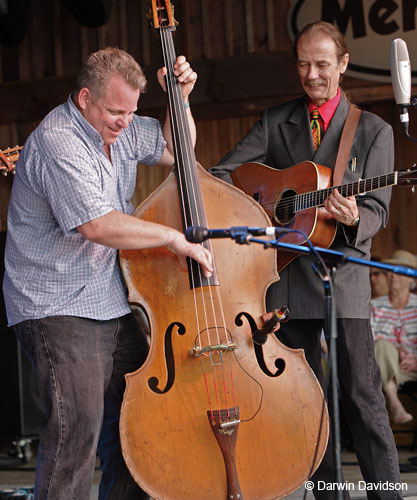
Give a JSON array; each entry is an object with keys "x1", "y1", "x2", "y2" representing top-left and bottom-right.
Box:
[
  {"x1": 231, "y1": 161, "x2": 417, "y2": 271},
  {"x1": 0, "y1": 146, "x2": 22, "y2": 176}
]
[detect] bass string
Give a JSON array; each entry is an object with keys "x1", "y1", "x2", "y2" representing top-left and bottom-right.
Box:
[
  {"x1": 160, "y1": 28, "x2": 235, "y2": 415},
  {"x1": 159, "y1": 22, "x2": 238, "y2": 420},
  {"x1": 161, "y1": 28, "x2": 237, "y2": 419}
]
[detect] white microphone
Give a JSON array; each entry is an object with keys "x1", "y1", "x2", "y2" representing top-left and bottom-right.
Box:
[
  {"x1": 184, "y1": 226, "x2": 291, "y2": 243},
  {"x1": 391, "y1": 38, "x2": 411, "y2": 131}
]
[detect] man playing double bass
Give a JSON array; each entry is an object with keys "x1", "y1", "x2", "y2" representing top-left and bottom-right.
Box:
[
  {"x1": 3, "y1": 47, "x2": 212, "y2": 500},
  {"x1": 210, "y1": 21, "x2": 403, "y2": 499}
]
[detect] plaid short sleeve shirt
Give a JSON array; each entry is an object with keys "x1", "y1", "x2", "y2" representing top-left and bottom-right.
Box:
[{"x1": 3, "y1": 96, "x2": 166, "y2": 325}]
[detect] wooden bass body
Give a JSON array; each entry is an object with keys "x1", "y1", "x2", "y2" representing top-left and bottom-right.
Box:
[{"x1": 119, "y1": 166, "x2": 328, "y2": 500}]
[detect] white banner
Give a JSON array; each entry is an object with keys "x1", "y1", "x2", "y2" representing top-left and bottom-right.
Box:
[{"x1": 287, "y1": 0, "x2": 417, "y2": 83}]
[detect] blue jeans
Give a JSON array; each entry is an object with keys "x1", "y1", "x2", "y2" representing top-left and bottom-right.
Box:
[{"x1": 14, "y1": 313, "x2": 150, "y2": 500}]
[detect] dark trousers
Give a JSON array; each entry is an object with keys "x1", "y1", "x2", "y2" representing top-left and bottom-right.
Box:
[
  {"x1": 14, "y1": 313, "x2": 150, "y2": 500},
  {"x1": 277, "y1": 318, "x2": 403, "y2": 500}
]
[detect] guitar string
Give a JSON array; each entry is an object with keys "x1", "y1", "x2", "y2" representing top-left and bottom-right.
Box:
[
  {"x1": 257, "y1": 171, "x2": 400, "y2": 215},
  {"x1": 261, "y1": 172, "x2": 398, "y2": 212}
]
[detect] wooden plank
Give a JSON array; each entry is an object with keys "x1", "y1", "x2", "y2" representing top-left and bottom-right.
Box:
[
  {"x1": 58, "y1": 0, "x2": 83, "y2": 75},
  {"x1": 224, "y1": 0, "x2": 234, "y2": 57},
  {"x1": 141, "y1": 52, "x2": 302, "y2": 107},
  {"x1": 0, "y1": 77, "x2": 75, "y2": 125},
  {"x1": 141, "y1": 1, "x2": 152, "y2": 66},
  {"x1": 245, "y1": 0, "x2": 255, "y2": 53},
  {"x1": 265, "y1": 0, "x2": 275, "y2": 52},
  {"x1": 31, "y1": 0, "x2": 55, "y2": 80},
  {"x1": 119, "y1": 0, "x2": 129, "y2": 51},
  {"x1": 209, "y1": 0, "x2": 227, "y2": 59},
  {"x1": 124, "y1": 1, "x2": 142, "y2": 63},
  {"x1": 184, "y1": 0, "x2": 202, "y2": 61},
  {"x1": 98, "y1": 25, "x2": 107, "y2": 49},
  {"x1": 53, "y1": 0, "x2": 63, "y2": 77},
  {"x1": 1, "y1": 44, "x2": 19, "y2": 83},
  {"x1": 252, "y1": 0, "x2": 268, "y2": 52},
  {"x1": 80, "y1": 27, "x2": 89, "y2": 63},
  {"x1": 182, "y1": 0, "x2": 192, "y2": 59},
  {"x1": 18, "y1": 33, "x2": 31, "y2": 81},
  {"x1": 0, "y1": 50, "x2": 413, "y2": 126},
  {"x1": 277, "y1": 0, "x2": 294, "y2": 52},
  {"x1": 201, "y1": 0, "x2": 211, "y2": 59}
]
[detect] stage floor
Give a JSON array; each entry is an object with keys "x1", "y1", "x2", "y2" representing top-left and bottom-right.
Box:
[{"x1": 1, "y1": 446, "x2": 417, "y2": 499}]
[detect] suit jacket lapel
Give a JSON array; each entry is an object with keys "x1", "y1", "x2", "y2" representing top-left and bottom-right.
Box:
[
  {"x1": 280, "y1": 98, "x2": 315, "y2": 165},
  {"x1": 314, "y1": 94, "x2": 350, "y2": 169},
  {"x1": 278, "y1": 93, "x2": 352, "y2": 170}
]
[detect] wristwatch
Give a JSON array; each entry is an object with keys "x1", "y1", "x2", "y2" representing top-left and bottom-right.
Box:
[{"x1": 351, "y1": 215, "x2": 360, "y2": 227}]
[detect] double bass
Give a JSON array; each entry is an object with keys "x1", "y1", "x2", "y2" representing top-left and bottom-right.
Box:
[{"x1": 119, "y1": 2, "x2": 328, "y2": 499}]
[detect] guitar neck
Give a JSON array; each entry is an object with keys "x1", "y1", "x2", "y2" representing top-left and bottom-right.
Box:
[{"x1": 295, "y1": 171, "x2": 398, "y2": 211}]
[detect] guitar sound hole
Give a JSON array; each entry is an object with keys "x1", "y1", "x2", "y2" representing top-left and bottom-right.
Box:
[{"x1": 274, "y1": 189, "x2": 296, "y2": 225}]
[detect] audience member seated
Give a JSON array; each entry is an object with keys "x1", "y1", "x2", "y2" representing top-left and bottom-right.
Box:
[
  {"x1": 412, "y1": 255, "x2": 417, "y2": 295},
  {"x1": 370, "y1": 256, "x2": 389, "y2": 298},
  {"x1": 371, "y1": 250, "x2": 417, "y2": 425}
]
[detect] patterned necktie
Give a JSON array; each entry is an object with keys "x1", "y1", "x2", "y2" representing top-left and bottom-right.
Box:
[{"x1": 310, "y1": 109, "x2": 321, "y2": 151}]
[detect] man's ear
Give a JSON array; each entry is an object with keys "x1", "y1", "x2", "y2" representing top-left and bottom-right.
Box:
[
  {"x1": 340, "y1": 53, "x2": 349, "y2": 74},
  {"x1": 77, "y1": 88, "x2": 91, "y2": 110}
]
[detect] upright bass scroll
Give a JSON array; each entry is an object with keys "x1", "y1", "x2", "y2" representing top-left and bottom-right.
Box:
[{"x1": 119, "y1": 2, "x2": 329, "y2": 499}]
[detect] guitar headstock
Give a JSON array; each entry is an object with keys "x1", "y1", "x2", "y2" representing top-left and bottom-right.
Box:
[
  {"x1": 148, "y1": 0, "x2": 177, "y2": 30},
  {"x1": 397, "y1": 164, "x2": 417, "y2": 187},
  {"x1": 0, "y1": 145, "x2": 22, "y2": 177}
]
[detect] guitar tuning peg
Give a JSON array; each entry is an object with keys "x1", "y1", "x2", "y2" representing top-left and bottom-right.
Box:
[{"x1": 412, "y1": 185, "x2": 416, "y2": 194}]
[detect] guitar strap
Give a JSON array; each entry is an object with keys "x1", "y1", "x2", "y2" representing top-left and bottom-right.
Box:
[{"x1": 332, "y1": 104, "x2": 361, "y2": 186}]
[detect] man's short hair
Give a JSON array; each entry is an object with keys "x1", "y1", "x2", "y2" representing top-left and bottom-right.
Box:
[{"x1": 75, "y1": 47, "x2": 147, "y2": 100}]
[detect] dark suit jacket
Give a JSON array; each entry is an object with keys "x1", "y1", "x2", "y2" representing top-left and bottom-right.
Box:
[{"x1": 209, "y1": 94, "x2": 394, "y2": 319}]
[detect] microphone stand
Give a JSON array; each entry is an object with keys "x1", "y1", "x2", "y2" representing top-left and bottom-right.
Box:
[
  {"x1": 248, "y1": 237, "x2": 417, "y2": 278},
  {"x1": 203, "y1": 227, "x2": 417, "y2": 499},
  {"x1": 400, "y1": 98, "x2": 417, "y2": 143},
  {"x1": 252, "y1": 234, "x2": 344, "y2": 499}
]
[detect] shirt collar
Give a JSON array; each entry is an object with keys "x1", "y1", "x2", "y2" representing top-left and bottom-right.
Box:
[
  {"x1": 307, "y1": 88, "x2": 341, "y2": 132},
  {"x1": 65, "y1": 94, "x2": 104, "y2": 148}
]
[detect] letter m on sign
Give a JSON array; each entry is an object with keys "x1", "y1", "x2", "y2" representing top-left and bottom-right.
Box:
[{"x1": 322, "y1": 0, "x2": 366, "y2": 38}]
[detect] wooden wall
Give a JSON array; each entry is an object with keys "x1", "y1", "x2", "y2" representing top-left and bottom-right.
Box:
[{"x1": 0, "y1": 0, "x2": 416, "y2": 258}]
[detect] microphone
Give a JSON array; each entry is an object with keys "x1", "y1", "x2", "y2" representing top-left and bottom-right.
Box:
[
  {"x1": 184, "y1": 225, "x2": 291, "y2": 243},
  {"x1": 391, "y1": 38, "x2": 411, "y2": 132}
]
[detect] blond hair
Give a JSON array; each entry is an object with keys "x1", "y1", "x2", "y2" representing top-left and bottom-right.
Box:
[{"x1": 75, "y1": 47, "x2": 147, "y2": 100}]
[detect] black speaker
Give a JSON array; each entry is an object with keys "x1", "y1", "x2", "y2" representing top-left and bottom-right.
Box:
[
  {"x1": 59, "y1": 0, "x2": 112, "y2": 28},
  {"x1": 0, "y1": 0, "x2": 31, "y2": 46},
  {"x1": 0, "y1": 333, "x2": 46, "y2": 439}
]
